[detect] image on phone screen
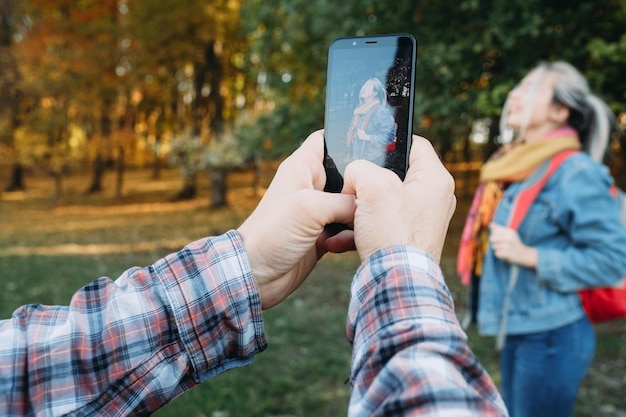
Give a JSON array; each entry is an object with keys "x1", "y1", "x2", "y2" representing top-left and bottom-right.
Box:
[{"x1": 323, "y1": 34, "x2": 417, "y2": 192}]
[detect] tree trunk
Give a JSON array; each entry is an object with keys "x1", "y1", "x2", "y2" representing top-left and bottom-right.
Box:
[
  {"x1": 209, "y1": 169, "x2": 227, "y2": 207},
  {"x1": 5, "y1": 163, "x2": 25, "y2": 191},
  {"x1": 458, "y1": 132, "x2": 474, "y2": 198},
  {"x1": 87, "y1": 97, "x2": 113, "y2": 193},
  {"x1": 206, "y1": 40, "x2": 224, "y2": 134},
  {"x1": 205, "y1": 40, "x2": 228, "y2": 206},
  {"x1": 151, "y1": 134, "x2": 162, "y2": 179},
  {"x1": 438, "y1": 135, "x2": 453, "y2": 164},
  {"x1": 177, "y1": 174, "x2": 197, "y2": 200},
  {"x1": 1, "y1": 26, "x2": 26, "y2": 193},
  {"x1": 86, "y1": 153, "x2": 105, "y2": 193},
  {"x1": 151, "y1": 154, "x2": 162, "y2": 180},
  {"x1": 53, "y1": 172, "x2": 64, "y2": 205},
  {"x1": 115, "y1": 146, "x2": 124, "y2": 198}
]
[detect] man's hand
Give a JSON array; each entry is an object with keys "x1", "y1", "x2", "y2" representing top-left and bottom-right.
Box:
[
  {"x1": 342, "y1": 136, "x2": 456, "y2": 262},
  {"x1": 237, "y1": 130, "x2": 355, "y2": 309}
]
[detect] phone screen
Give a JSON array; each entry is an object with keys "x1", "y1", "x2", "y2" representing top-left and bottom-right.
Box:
[{"x1": 323, "y1": 34, "x2": 417, "y2": 192}]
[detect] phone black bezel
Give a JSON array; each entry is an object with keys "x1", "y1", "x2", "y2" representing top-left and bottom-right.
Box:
[{"x1": 323, "y1": 33, "x2": 418, "y2": 193}]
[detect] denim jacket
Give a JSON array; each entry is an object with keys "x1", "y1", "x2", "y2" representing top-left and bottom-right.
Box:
[{"x1": 478, "y1": 152, "x2": 626, "y2": 336}]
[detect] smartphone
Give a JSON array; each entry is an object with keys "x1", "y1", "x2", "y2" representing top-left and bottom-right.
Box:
[{"x1": 323, "y1": 33, "x2": 418, "y2": 193}]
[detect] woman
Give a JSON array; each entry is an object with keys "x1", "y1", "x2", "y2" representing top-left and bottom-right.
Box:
[
  {"x1": 459, "y1": 61, "x2": 626, "y2": 417},
  {"x1": 346, "y1": 78, "x2": 396, "y2": 166}
]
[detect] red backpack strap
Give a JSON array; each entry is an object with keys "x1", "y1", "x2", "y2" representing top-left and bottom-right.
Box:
[{"x1": 508, "y1": 150, "x2": 578, "y2": 229}]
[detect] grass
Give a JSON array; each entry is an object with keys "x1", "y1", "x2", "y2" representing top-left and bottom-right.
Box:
[{"x1": 0, "y1": 163, "x2": 624, "y2": 416}]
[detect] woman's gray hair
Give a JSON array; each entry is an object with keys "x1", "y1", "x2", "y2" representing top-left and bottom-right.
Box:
[
  {"x1": 500, "y1": 61, "x2": 616, "y2": 162},
  {"x1": 361, "y1": 78, "x2": 388, "y2": 106}
]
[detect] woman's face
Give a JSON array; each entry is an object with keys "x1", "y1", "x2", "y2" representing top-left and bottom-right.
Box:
[
  {"x1": 506, "y1": 69, "x2": 566, "y2": 136},
  {"x1": 359, "y1": 80, "x2": 377, "y2": 102}
]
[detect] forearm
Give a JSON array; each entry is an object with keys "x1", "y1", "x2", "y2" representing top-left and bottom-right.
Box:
[
  {"x1": 537, "y1": 243, "x2": 626, "y2": 291},
  {"x1": 347, "y1": 247, "x2": 507, "y2": 417},
  {"x1": 0, "y1": 231, "x2": 266, "y2": 416}
]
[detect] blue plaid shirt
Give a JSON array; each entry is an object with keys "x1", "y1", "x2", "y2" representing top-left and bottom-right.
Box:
[{"x1": 0, "y1": 231, "x2": 506, "y2": 416}]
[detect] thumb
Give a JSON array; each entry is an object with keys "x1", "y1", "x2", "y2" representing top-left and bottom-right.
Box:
[
  {"x1": 343, "y1": 159, "x2": 400, "y2": 198},
  {"x1": 310, "y1": 190, "x2": 355, "y2": 227}
]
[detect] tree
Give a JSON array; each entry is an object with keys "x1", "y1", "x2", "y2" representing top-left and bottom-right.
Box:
[
  {"x1": 0, "y1": 0, "x2": 28, "y2": 192},
  {"x1": 405, "y1": 0, "x2": 626, "y2": 158},
  {"x1": 12, "y1": 0, "x2": 127, "y2": 201},
  {"x1": 11, "y1": 1, "x2": 77, "y2": 202},
  {"x1": 127, "y1": 0, "x2": 246, "y2": 205},
  {"x1": 241, "y1": 0, "x2": 626, "y2": 163},
  {"x1": 6, "y1": 0, "x2": 626, "y2": 204},
  {"x1": 239, "y1": 0, "x2": 375, "y2": 159}
]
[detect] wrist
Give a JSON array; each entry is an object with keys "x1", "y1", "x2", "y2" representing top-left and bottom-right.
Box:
[
  {"x1": 237, "y1": 228, "x2": 271, "y2": 308},
  {"x1": 522, "y1": 246, "x2": 538, "y2": 268}
]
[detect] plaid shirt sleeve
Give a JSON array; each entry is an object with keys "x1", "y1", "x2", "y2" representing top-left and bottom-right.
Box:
[
  {"x1": 0, "y1": 230, "x2": 267, "y2": 417},
  {"x1": 347, "y1": 246, "x2": 508, "y2": 417}
]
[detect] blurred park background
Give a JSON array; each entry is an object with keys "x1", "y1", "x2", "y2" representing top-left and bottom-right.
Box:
[{"x1": 1, "y1": 0, "x2": 625, "y2": 416}]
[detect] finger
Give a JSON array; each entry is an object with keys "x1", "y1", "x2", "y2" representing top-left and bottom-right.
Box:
[
  {"x1": 404, "y1": 135, "x2": 456, "y2": 220},
  {"x1": 406, "y1": 136, "x2": 444, "y2": 176},
  {"x1": 296, "y1": 129, "x2": 325, "y2": 161},
  {"x1": 295, "y1": 129, "x2": 327, "y2": 190},
  {"x1": 489, "y1": 223, "x2": 506, "y2": 236},
  {"x1": 296, "y1": 189, "x2": 356, "y2": 229},
  {"x1": 342, "y1": 159, "x2": 401, "y2": 197},
  {"x1": 270, "y1": 130, "x2": 326, "y2": 194},
  {"x1": 325, "y1": 229, "x2": 356, "y2": 253},
  {"x1": 489, "y1": 232, "x2": 503, "y2": 244},
  {"x1": 407, "y1": 137, "x2": 454, "y2": 202}
]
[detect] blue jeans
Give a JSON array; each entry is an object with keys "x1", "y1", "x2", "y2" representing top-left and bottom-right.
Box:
[{"x1": 500, "y1": 316, "x2": 595, "y2": 417}]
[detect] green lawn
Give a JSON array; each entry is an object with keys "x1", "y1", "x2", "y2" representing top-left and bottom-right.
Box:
[{"x1": 0, "y1": 165, "x2": 624, "y2": 416}]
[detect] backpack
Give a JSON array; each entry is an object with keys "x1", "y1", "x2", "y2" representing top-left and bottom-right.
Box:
[{"x1": 509, "y1": 150, "x2": 626, "y2": 323}]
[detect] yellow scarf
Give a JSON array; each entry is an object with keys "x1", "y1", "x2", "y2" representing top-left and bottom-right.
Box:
[
  {"x1": 353, "y1": 99, "x2": 379, "y2": 115},
  {"x1": 480, "y1": 133, "x2": 581, "y2": 183}
]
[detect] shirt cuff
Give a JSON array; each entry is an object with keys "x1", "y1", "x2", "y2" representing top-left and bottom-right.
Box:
[
  {"x1": 536, "y1": 247, "x2": 562, "y2": 289},
  {"x1": 347, "y1": 245, "x2": 455, "y2": 349},
  {"x1": 153, "y1": 230, "x2": 267, "y2": 383}
]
